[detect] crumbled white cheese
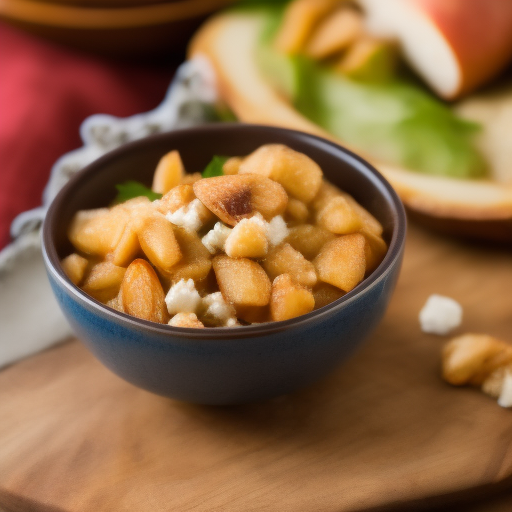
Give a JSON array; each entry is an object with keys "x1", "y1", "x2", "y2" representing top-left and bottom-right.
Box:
[
  {"x1": 419, "y1": 294, "x2": 463, "y2": 335},
  {"x1": 201, "y1": 222, "x2": 232, "y2": 254},
  {"x1": 267, "y1": 215, "x2": 289, "y2": 246},
  {"x1": 166, "y1": 199, "x2": 209, "y2": 231},
  {"x1": 498, "y1": 371, "x2": 512, "y2": 408},
  {"x1": 165, "y1": 279, "x2": 201, "y2": 315},
  {"x1": 202, "y1": 292, "x2": 238, "y2": 327}
]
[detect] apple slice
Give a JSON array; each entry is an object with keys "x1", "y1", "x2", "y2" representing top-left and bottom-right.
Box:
[{"x1": 359, "y1": 0, "x2": 512, "y2": 99}]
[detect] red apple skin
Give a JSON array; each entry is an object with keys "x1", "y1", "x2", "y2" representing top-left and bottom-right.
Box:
[{"x1": 413, "y1": 0, "x2": 512, "y2": 98}]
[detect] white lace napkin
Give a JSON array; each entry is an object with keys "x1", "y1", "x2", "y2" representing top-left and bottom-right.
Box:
[{"x1": 0, "y1": 57, "x2": 217, "y2": 369}]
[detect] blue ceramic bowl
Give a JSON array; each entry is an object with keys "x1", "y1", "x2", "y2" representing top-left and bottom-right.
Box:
[{"x1": 42, "y1": 124, "x2": 406, "y2": 405}]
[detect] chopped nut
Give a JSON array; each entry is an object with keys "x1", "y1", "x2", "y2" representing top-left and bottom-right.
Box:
[
  {"x1": 152, "y1": 150, "x2": 184, "y2": 194},
  {"x1": 169, "y1": 312, "x2": 204, "y2": 329},
  {"x1": 120, "y1": 259, "x2": 168, "y2": 323}
]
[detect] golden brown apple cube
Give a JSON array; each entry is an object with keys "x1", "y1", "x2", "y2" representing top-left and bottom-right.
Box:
[
  {"x1": 68, "y1": 207, "x2": 129, "y2": 257},
  {"x1": 363, "y1": 231, "x2": 388, "y2": 274},
  {"x1": 169, "y1": 312, "x2": 205, "y2": 328},
  {"x1": 112, "y1": 223, "x2": 141, "y2": 267},
  {"x1": 285, "y1": 198, "x2": 310, "y2": 224},
  {"x1": 262, "y1": 243, "x2": 317, "y2": 288},
  {"x1": 286, "y1": 224, "x2": 335, "y2": 260},
  {"x1": 213, "y1": 255, "x2": 271, "y2": 307},
  {"x1": 270, "y1": 274, "x2": 315, "y2": 322},
  {"x1": 119, "y1": 196, "x2": 151, "y2": 210},
  {"x1": 164, "y1": 228, "x2": 212, "y2": 284},
  {"x1": 222, "y1": 157, "x2": 243, "y2": 175},
  {"x1": 135, "y1": 210, "x2": 182, "y2": 271},
  {"x1": 152, "y1": 150, "x2": 184, "y2": 194},
  {"x1": 316, "y1": 196, "x2": 362, "y2": 234},
  {"x1": 310, "y1": 180, "x2": 342, "y2": 213},
  {"x1": 155, "y1": 184, "x2": 195, "y2": 215},
  {"x1": 224, "y1": 217, "x2": 268, "y2": 259},
  {"x1": 120, "y1": 259, "x2": 168, "y2": 324},
  {"x1": 106, "y1": 293, "x2": 124, "y2": 313},
  {"x1": 82, "y1": 261, "x2": 127, "y2": 302},
  {"x1": 312, "y1": 282, "x2": 346, "y2": 309},
  {"x1": 239, "y1": 144, "x2": 322, "y2": 203},
  {"x1": 235, "y1": 305, "x2": 270, "y2": 324},
  {"x1": 314, "y1": 234, "x2": 366, "y2": 291},
  {"x1": 61, "y1": 253, "x2": 89, "y2": 286},
  {"x1": 274, "y1": 0, "x2": 340, "y2": 54},
  {"x1": 341, "y1": 192, "x2": 383, "y2": 237},
  {"x1": 180, "y1": 172, "x2": 202, "y2": 185},
  {"x1": 193, "y1": 174, "x2": 287, "y2": 225}
]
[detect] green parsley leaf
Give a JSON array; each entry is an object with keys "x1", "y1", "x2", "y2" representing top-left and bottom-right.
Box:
[
  {"x1": 202, "y1": 156, "x2": 229, "y2": 178},
  {"x1": 114, "y1": 181, "x2": 162, "y2": 203}
]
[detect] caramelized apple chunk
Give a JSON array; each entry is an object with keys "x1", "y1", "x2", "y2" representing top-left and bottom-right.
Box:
[
  {"x1": 120, "y1": 259, "x2": 168, "y2": 324},
  {"x1": 169, "y1": 312, "x2": 204, "y2": 328},
  {"x1": 155, "y1": 184, "x2": 195, "y2": 215},
  {"x1": 312, "y1": 282, "x2": 346, "y2": 309},
  {"x1": 270, "y1": 274, "x2": 315, "y2": 322},
  {"x1": 224, "y1": 216, "x2": 268, "y2": 258},
  {"x1": 285, "y1": 198, "x2": 310, "y2": 224},
  {"x1": 286, "y1": 224, "x2": 334, "y2": 260},
  {"x1": 239, "y1": 144, "x2": 322, "y2": 203},
  {"x1": 193, "y1": 174, "x2": 287, "y2": 225},
  {"x1": 61, "y1": 253, "x2": 89, "y2": 286},
  {"x1": 152, "y1": 150, "x2": 184, "y2": 194},
  {"x1": 362, "y1": 231, "x2": 388, "y2": 273},
  {"x1": 213, "y1": 255, "x2": 271, "y2": 307},
  {"x1": 316, "y1": 195, "x2": 362, "y2": 234},
  {"x1": 263, "y1": 243, "x2": 317, "y2": 288},
  {"x1": 222, "y1": 156, "x2": 243, "y2": 175},
  {"x1": 82, "y1": 261, "x2": 127, "y2": 303},
  {"x1": 314, "y1": 234, "x2": 366, "y2": 291}
]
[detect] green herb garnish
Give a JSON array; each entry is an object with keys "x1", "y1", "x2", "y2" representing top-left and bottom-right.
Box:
[
  {"x1": 114, "y1": 181, "x2": 162, "y2": 203},
  {"x1": 202, "y1": 156, "x2": 229, "y2": 178}
]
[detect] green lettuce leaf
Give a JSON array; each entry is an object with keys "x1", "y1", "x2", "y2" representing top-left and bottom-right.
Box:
[
  {"x1": 114, "y1": 181, "x2": 162, "y2": 203},
  {"x1": 202, "y1": 156, "x2": 229, "y2": 178}
]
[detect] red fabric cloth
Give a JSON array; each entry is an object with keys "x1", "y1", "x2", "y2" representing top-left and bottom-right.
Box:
[{"x1": 0, "y1": 22, "x2": 176, "y2": 249}]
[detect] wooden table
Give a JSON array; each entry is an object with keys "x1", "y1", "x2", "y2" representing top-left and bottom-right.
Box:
[{"x1": 1, "y1": 221, "x2": 511, "y2": 511}]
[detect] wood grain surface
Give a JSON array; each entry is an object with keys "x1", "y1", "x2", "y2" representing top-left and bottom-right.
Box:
[{"x1": 1, "y1": 222, "x2": 511, "y2": 512}]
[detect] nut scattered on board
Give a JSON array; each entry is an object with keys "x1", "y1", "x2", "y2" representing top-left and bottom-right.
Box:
[{"x1": 442, "y1": 333, "x2": 512, "y2": 408}]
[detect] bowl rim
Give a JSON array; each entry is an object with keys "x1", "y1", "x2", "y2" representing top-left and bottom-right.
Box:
[{"x1": 42, "y1": 123, "x2": 407, "y2": 340}]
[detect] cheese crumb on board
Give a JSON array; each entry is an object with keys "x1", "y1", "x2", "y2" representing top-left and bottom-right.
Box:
[
  {"x1": 498, "y1": 371, "x2": 512, "y2": 408},
  {"x1": 419, "y1": 294, "x2": 462, "y2": 335}
]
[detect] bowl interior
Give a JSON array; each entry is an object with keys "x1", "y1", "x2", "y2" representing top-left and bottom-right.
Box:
[{"x1": 49, "y1": 124, "x2": 403, "y2": 265}]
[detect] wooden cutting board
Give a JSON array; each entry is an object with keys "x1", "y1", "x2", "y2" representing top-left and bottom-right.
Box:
[{"x1": 1, "y1": 222, "x2": 511, "y2": 512}]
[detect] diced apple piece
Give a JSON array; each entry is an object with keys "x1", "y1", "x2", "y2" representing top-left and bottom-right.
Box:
[
  {"x1": 285, "y1": 198, "x2": 310, "y2": 224},
  {"x1": 235, "y1": 305, "x2": 270, "y2": 324},
  {"x1": 193, "y1": 174, "x2": 287, "y2": 225},
  {"x1": 224, "y1": 216, "x2": 268, "y2": 258},
  {"x1": 314, "y1": 233, "x2": 366, "y2": 291},
  {"x1": 286, "y1": 224, "x2": 334, "y2": 260},
  {"x1": 120, "y1": 259, "x2": 168, "y2": 324},
  {"x1": 274, "y1": 0, "x2": 342, "y2": 55},
  {"x1": 155, "y1": 184, "x2": 195, "y2": 215},
  {"x1": 239, "y1": 144, "x2": 322, "y2": 203},
  {"x1": 312, "y1": 282, "x2": 346, "y2": 309},
  {"x1": 223, "y1": 157, "x2": 243, "y2": 175},
  {"x1": 263, "y1": 243, "x2": 317, "y2": 288},
  {"x1": 270, "y1": 274, "x2": 315, "y2": 322},
  {"x1": 135, "y1": 210, "x2": 182, "y2": 271},
  {"x1": 119, "y1": 196, "x2": 151, "y2": 210},
  {"x1": 316, "y1": 195, "x2": 362, "y2": 234},
  {"x1": 82, "y1": 261, "x2": 127, "y2": 303},
  {"x1": 68, "y1": 207, "x2": 129, "y2": 257},
  {"x1": 112, "y1": 224, "x2": 141, "y2": 267},
  {"x1": 213, "y1": 255, "x2": 271, "y2": 307},
  {"x1": 341, "y1": 192, "x2": 384, "y2": 237},
  {"x1": 180, "y1": 172, "x2": 202, "y2": 185},
  {"x1": 306, "y1": 8, "x2": 363, "y2": 59},
  {"x1": 152, "y1": 150, "x2": 184, "y2": 194},
  {"x1": 61, "y1": 253, "x2": 89, "y2": 286},
  {"x1": 363, "y1": 231, "x2": 388, "y2": 273},
  {"x1": 163, "y1": 227, "x2": 212, "y2": 284},
  {"x1": 169, "y1": 312, "x2": 205, "y2": 328},
  {"x1": 336, "y1": 38, "x2": 397, "y2": 83},
  {"x1": 106, "y1": 294, "x2": 124, "y2": 313},
  {"x1": 310, "y1": 180, "x2": 343, "y2": 213}
]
